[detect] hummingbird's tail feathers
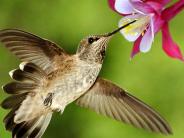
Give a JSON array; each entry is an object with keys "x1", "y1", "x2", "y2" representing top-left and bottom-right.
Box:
[
  {"x1": 4, "y1": 111, "x2": 52, "y2": 138},
  {"x1": 1, "y1": 93, "x2": 28, "y2": 109},
  {"x1": 2, "y1": 62, "x2": 46, "y2": 91},
  {"x1": 11, "y1": 113, "x2": 52, "y2": 138},
  {"x1": 1, "y1": 62, "x2": 52, "y2": 138},
  {"x1": 2, "y1": 62, "x2": 46, "y2": 95}
]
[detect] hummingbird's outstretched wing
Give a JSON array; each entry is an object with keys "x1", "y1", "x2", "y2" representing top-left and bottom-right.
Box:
[
  {"x1": 0, "y1": 29, "x2": 68, "y2": 73},
  {"x1": 76, "y1": 78, "x2": 172, "y2": 135}
]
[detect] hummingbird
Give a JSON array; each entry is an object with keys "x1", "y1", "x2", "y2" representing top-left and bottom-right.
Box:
[{"x1": 0, "y1": 21, "x2": 172, "y2": 138}]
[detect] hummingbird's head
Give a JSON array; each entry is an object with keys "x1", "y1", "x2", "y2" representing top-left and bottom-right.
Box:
[
  {"x1": 77, "y1": 20, "x2": 136, "y2": 64},
  {"x1": 77, "y1": 35, "x2": 111, "y2": 64}
]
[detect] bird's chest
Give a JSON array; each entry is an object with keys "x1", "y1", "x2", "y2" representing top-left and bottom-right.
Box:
[{"x1": 47, "y1": 63, "x2": 101, "y2": 111}]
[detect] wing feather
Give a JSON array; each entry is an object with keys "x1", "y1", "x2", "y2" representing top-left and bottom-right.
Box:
[
  {"x1": 76, "y1": 78, "x2": 172, "y2": 135},
  {"x1": 0, "y1": 29, "x2": 68, "y2": 73}
]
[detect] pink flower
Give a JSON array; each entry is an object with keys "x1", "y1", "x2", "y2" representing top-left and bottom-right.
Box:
[{"x1": 109, "y1": 0, "x2": 184, "y2": 60}]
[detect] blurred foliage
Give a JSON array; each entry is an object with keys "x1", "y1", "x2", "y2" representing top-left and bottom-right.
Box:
[{"x1": 0, "y1": 0, "x2": 184, "y2": 138}]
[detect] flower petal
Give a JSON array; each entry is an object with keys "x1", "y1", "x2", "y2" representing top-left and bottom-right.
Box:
[
  {"x1": 131, "y1": 35, "x2": 142, "y2": 58},
  {"x1": 139, "y1": 25, "x2": 154, "y2": 52},
  {"x1": 108, "y1": 0, "x2": 127, "y2": 15},
  {"x1": 114, "y1": 0, "x2": 135, "y2": 14},
  {"x1": 162, "y1": 0, "x2": 184, "y2": 22},
  {"x1": 145, "y1": 0, "x2": 171, "y2": 6},
  {"x1": 153, "y1": 14, "x2": 165, "y2": 33},
  {"x1": 130, "y1": 0, "x2": 155, "y2": 14},
  {"x1": 146, "y1": 1, "x2": 163, "y2": 12},
  {"x1": 118, "y1": 14, "x2": 151, "y2": 42},
  {"x1": 162, "y1": 23, "x2": 183, "y2": 60},
  {"x1": 108, "y1": 0, "x2": 116, "y2": 11}
]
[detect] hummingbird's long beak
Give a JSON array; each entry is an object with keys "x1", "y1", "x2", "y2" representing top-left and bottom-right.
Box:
[{"x1": 105, "y1": 20, "x2": 137, "y2": 37}]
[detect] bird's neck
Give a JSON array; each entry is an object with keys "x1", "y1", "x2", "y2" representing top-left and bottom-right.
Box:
[{"x1": 77, "y1": 51, "x2": 104, "y2": 64}]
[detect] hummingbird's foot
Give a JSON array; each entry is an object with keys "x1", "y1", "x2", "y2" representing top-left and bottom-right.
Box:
[{"x1": 44, "y1": 93, "x2": 54, "y2": 107}]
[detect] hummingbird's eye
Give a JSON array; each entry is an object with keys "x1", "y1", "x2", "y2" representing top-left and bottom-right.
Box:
[
  {"x1": 88, "y1": 37, "x2": 99, "y2": 44},
  {"x1": 88, "y1": 37, "x2": 95, "y2": 44}
]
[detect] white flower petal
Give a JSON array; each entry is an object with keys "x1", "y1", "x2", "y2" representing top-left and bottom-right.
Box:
[
  {"x1": 139, "y1": 26, "x2": 154, "y2": 52},
  {"x1": 115, "y1": 0, "x2": 135, "y2": 14},
  {"x1": 118, "y1": 14, "x2": 151, "y2": 42},
  {"x1": 150, "y1": 16, "x2": 154, "y2": 40}
]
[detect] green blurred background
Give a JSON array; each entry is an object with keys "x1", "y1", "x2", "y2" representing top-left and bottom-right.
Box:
[{"x1": 0, "y1": 0, "x2": 184, "y2": 138}]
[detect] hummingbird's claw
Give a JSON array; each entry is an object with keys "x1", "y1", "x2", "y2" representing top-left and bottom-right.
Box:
[{"x1": 44, "y1": 93, "x2": 54, "y2": 107}]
